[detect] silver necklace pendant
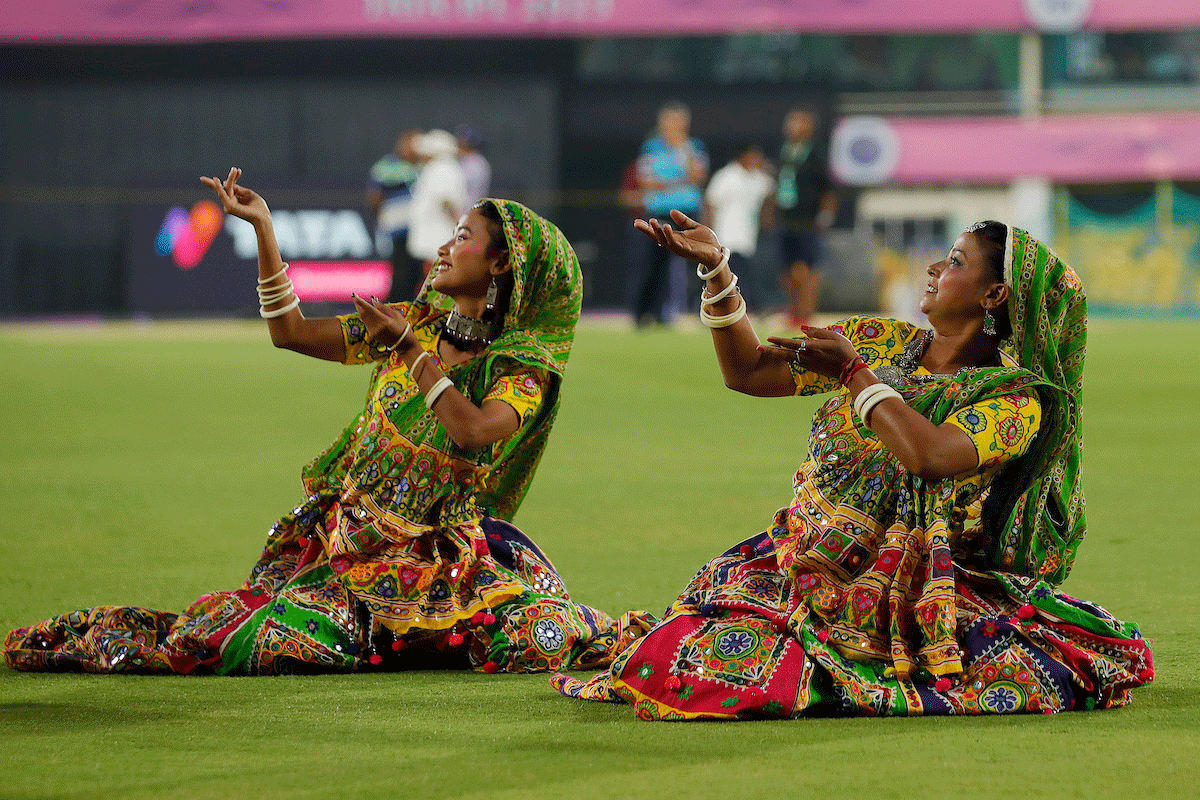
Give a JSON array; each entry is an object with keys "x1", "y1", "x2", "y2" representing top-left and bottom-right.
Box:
[{"x1": 875, "y1": 329, "x2": 932, "y2": 388}]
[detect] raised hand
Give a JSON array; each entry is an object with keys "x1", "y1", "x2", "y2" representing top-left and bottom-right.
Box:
[
  {"x1": 351, "y1": 294, "x2": 417, "y2": 352},
  {"x1": 634, "y1": 209, "x2": 725, "y2": 269},
  {"x1": 200, "y1": 167, "x2": 270, "y2": 228}
]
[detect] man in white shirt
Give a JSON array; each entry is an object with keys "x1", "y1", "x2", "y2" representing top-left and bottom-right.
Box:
[
  {"x1": 406, "y1": 129, "x2": 468, "y2": 268},
  {"x1": 704, "y1": 144, "x2": 775, "y2": 310},
  {"x1": 455, "y1": 124, "x2": 492, "y2": 209}
]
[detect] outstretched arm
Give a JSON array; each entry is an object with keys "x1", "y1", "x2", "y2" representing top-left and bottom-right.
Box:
[
  {"x1": 635, "y1": 209, "x2": 794, "y2": 397},
  {"x1": 201, "y1": 167, "x2": 345, "y2": 362}
]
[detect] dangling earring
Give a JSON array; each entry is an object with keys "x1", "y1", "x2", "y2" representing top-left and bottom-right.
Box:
[
  {"x1": 983, "y1": 309, "x2": 997, "y2": 337},
  {"x1": 481, "y1": 275, "x2": 500, "y2": 323}
]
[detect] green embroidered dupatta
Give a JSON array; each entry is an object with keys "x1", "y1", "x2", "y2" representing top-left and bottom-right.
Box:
[{"x1": 984, "y1": 228, "x2": 1088, "y2": 584}]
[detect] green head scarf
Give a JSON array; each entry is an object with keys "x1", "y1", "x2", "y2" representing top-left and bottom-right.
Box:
[
  {"x1": 411, "y1": 198, "x2": 583, "y2": 520},
  {"x1": 982, "y1": 226, "x2": 1088, "y2": 584}
]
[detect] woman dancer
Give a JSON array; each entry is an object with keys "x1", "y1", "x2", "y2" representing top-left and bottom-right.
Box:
[
  {"x1": 5, "y1": 168, "x2": 643, "y2": 675},
  {"x1": 555, "y1": 212, "x2": 1153, "y2": 718}
]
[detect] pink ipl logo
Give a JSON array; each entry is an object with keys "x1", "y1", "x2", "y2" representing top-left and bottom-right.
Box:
[{"x1": 155, "y1": 201, "x2": 223, "y2": 269}]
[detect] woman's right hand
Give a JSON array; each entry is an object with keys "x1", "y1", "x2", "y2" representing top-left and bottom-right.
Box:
[
  {"x1": 201, "y1": 167, "x2": 271, "y2": 228},
  {"x1": 634, "y1": 209, "x2": 725, "y2": 270},
  {"x1": 351, "y1": 294, "x2": 418, "y2": 352}
]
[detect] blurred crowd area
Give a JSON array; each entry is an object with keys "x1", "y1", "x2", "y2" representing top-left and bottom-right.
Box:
[{"x1": 2, "y1": 30, "x2": 1200, "y2": 318}]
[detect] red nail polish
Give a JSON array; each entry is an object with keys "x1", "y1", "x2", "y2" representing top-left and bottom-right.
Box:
[
  {"x1": 756, "y1": 346, "x2": 764, "y2": 352},
  {"x1": 800, "y1": 325, "x2": 811, "y2": 331}
]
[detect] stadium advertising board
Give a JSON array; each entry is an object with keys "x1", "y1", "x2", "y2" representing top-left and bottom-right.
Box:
[
  {"x1": 4, "y1": 0, "x2": 1200, "y2": 43},
  {"x1": 128, "y1": 194, "x2": 390, "y2": 314},
  {"x1": 832, "y1": 113, "x2": 1200, "y2": 186}
]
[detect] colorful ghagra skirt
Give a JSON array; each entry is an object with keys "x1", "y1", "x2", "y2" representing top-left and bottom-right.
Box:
[
  {"x1": 553, "y1": 531, "x2": 1154, "y2": 719},
  {"x1": 4, "y1": 518, "x2": 651, "y2": 676}
]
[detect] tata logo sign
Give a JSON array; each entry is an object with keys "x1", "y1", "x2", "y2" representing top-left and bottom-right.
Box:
[
  {"x1": 224, "y1": 209, "x2": 375, "y2": 261},
  {"x1": 156, "y1": 201, "x2": 223, "y2": 269}
]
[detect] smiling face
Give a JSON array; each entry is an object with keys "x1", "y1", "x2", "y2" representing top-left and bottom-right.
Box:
[
  {"x1": 920, "y1": 231, "x2": 1008, "y2": 329},
  {"x1": 430, "y1": 208, "x2": 509, "y2": 302}
]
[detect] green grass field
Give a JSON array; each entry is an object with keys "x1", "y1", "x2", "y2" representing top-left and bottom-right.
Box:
[{"x1": 1, "y1": 317, "x2": 1197, "y2": 799}]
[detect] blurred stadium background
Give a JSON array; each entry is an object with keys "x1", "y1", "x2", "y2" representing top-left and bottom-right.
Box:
[{"x1": 2, "y1": 1, "x2": 1199, "y2": 319}]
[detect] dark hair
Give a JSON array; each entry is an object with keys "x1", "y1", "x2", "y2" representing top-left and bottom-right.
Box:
[
  {"x1": 472, "y1": 200, "x2": 512, "y2": 323},
  {"x1": 473, "y1": 200, "x2": 509, "y2": 261},
  {"x1": 967, "y1": 220, "x2": 1012, "y2": 339}
]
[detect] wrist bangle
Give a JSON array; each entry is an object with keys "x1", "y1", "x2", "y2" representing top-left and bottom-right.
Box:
[
  {"x1": 696, "y1": 247, "x2": 730, "y2": 280},
  {"x1": 851, "y1": 382, "x2": 890, "y2": 419},
  {"x1": 699, "y1": 296, "x2": 747, "y2": 328},
  {"x1": 257, "y1": 263, "x2": 289, "y2": 285},
  {"x1": 384, "y1": 322, "x2": 412, "y2": 351},
  {"x1": 858, "y1": 386, "x2": 902, "y2": 425},
  {"x1": 409, "y1": 349, "x2": 432, "y2": 379},
  {"x1": 701, "y1": 273, "x2": 740, "y2": 307},
  {"x1": 853, "y1": 382, "x2": 903, "y2": 425},
  {"x1": 260, "y1": 295, "x2": 300, "y2": 319},
  {"x1": 839, "y1": 355, "x2": 868, "y2": 386},
  {"x1": 424, "y1": 376, "x2": 454, "y2": 409}
]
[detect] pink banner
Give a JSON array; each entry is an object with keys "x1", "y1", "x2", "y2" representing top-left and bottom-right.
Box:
[
  {"x1": 831, "y1": 112, "x2": 1200, "y2": 186},
  {"x1": 4, "y1": 0, "x2": 1200, "y2": 44}
]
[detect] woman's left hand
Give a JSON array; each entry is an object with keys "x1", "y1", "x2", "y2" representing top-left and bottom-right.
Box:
[
  {"x1": 351, "y1": 294, "x2": 416, "y2": 352},
  {"x1": 634, "y1": 209, "x2": 725, "y2": 270},
  {"x1": 764, "y1": 326, "x2": 859, "y2": 380}
]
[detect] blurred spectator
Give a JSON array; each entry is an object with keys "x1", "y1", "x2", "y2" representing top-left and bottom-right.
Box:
[
  {"x1": 406, "y1": 129, "x2": 468, "y2": 281},
  {"x1": 704, "y1": 144, "x2": 775, "y2": 310},
  {"x1": 619, "y1": 158, "x2": 650, "y2": 318},
  {"x1": 633, "y1": 101, "x2": 709, "y2": 327},
  {"x1": 455, "y1": 124, "x2": 492, "y2": 207},
  {"x1": 775, "y1": 108, "x2": 836, "y2": 326},
  {"x1": 368, "y1": 129, "x2": 424, "y2": 303}
]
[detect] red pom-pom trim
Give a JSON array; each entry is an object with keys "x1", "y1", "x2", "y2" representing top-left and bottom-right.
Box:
[
  {"x1": 1017, "y1": 604, "x2": 1035, "y2": 620},
  {"x1": 1138, "y1": 668, "x2": 1155, "y2": 683},
  {"x1": 664, "y1": 676, "x2": 682, "y2": 691},
  {"x1": 815, "y1": 629, "x2": 830, "y2": 643},
  {"x1": 446, "y1": 633, "x2": 465, "y2": 647},
  {"x1": 297, "y1": 537, "x2": 309, "y2": 548},
  {"x1": 482, "y1": 660, "x2": 500, "y2": 674},
  {"x1": 484, "y1": 613, "x2": 496, "y2": 625},
  {"x1": 391, "y1": 640, "x2": 407, "y2": 652},
  {"x1": 934, "y1": 677, "x2": 952, "y2": 692},
  {"x1": 739, "y1": 545, "x2": 755, "y2": 560},
  {"x1": 368, "y1": 654, "x2": 383, "y2": 666},
  {"x1": 471, "y1": 612, "x2": 486, "y2": 626}
]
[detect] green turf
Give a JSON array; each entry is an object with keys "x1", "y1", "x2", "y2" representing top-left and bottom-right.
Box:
[{"x1": 1, "y1": 317, "x2": 1197, "y2": 799}]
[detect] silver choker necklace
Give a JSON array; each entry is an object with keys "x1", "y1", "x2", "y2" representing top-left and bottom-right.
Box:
[{"x1": 442, "y1": 309, "x2": 501, "y2": 349}]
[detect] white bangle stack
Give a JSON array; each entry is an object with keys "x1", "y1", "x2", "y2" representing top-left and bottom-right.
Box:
[
  {"x1": 853, "y1": 382, "x2": 904, "y2": 425},
  {"x1": 696, "y1": 247, "x2": 731, "y2": 280},
  {"x1": 424, "y1": 376, "x2": 454, "y2": 409},
  {"x1": 257, "y1": 263, "x2": 299, "y2": 319},
  {"x1": 699, "y1": 298, "x2": 747, "y2": 328},
  {"x1": 701, "y1": 273, "x2": 739, "y2": 307}
]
